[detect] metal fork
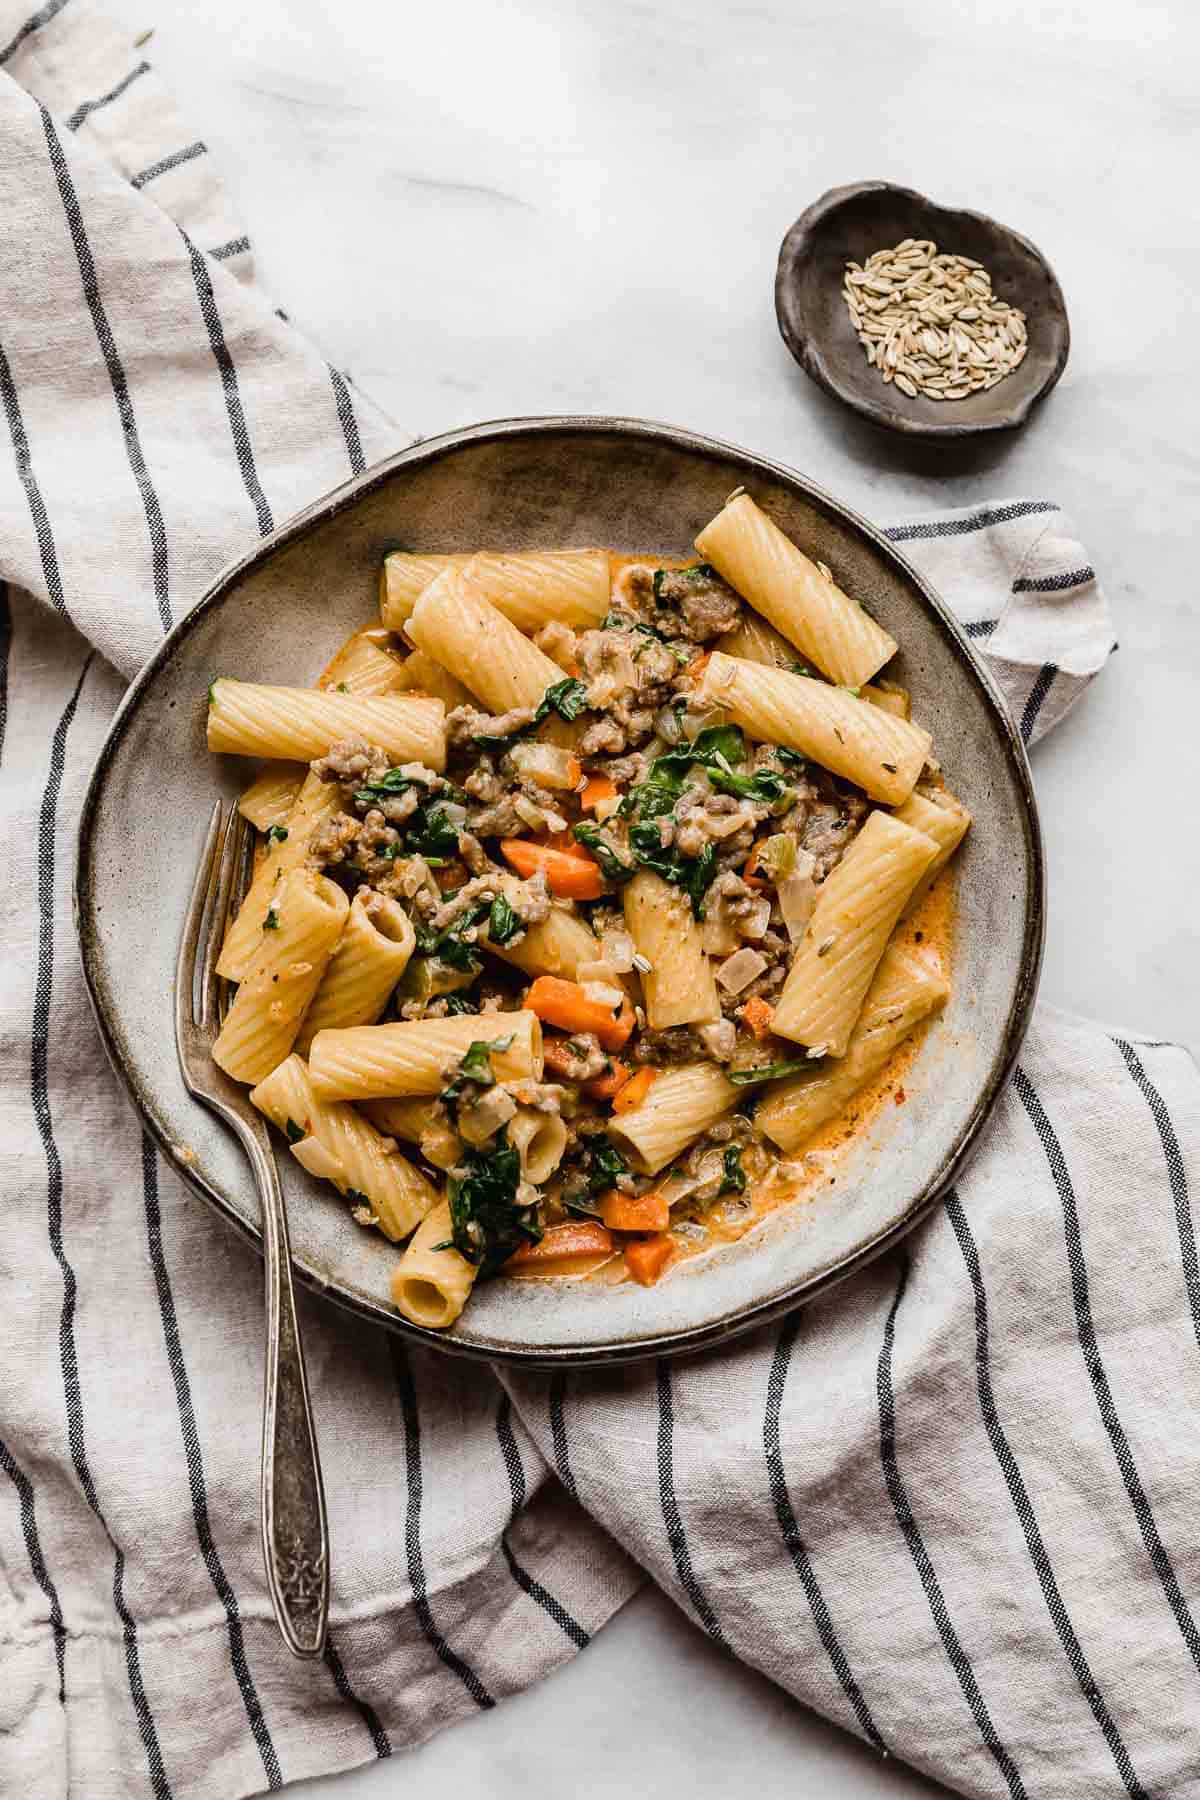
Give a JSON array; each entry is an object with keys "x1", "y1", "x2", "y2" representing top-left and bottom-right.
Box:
[{"x1": 175, "y1": 801, "x2": 330, "y2": 1660}]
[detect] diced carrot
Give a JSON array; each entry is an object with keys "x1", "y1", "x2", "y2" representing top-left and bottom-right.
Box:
[
  {"x1": 505, "y1": 1221, "x2": 614, "y2": 1273},
  {"x1": 624, "y1": 1233, "x2": 674, "y2": 1286},
  {"x1": 601, "y1": 1189, "x2": 669, "y2": 1233},
  {"x1": 742, "y1": 842, "x2": 769, "y2": 889},
  {"x1": 580, "y1": 775, "x2": 617, "y2": 813},
  {"x1": 545, "y1": 828, "x2": 589, "y2": 857},
  {"x1": 584, "y1": 1060, "x2": 632, "y2": 1101},
  {"x1": 541, "y1": 1034, "x2": 579, "y2": 1078},
  {"x1": 611, "y1": 1065, "x2": 658, "y2": 1115},
  {"x1": 524, "y1": 976, "x2": 635, "y2": 1051},
  {"x1": 565, "y1": 755, "x2": 582, "y2": 790},
  {"x1": 500, "y1": 839, "x2": 605, "y2": 900},
  {"x1": 687, "y1": 650, "x2": 711, "y2": 682},
  {"x1": 740, "y1": 995, "x2": 775, "y2": 1039}
]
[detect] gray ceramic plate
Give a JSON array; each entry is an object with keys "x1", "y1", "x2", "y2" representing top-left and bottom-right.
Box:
[{"x1": 75, "y1": 416, "x2": 1043, "y2": 1366}]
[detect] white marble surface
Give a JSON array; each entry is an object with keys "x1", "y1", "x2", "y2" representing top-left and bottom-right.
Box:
[{"x1": 110, "y1": 0, "x2": 1196, "y2": 1791}]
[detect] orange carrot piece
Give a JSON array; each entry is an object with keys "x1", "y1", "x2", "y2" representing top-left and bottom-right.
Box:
[
  {"x1": 611, "y1": 1065, "x2": 658, "y2": 1115},
  {"x1": 601, "y1": 1189, "x2": 669, "y2": 1233},
  {"x1": 506, "y1": 1221, "x2": 614, "y2": 1272},
  {"x1": 524, "y1": 976, "x2": 635, "y2": 1051},
  {"x1": 624, "y1": 1233, "x2": 674, "y2": 1286},
  {"x1": 584, "y1": 1060, "x2": 632, "y2": 1101},
  {"x1": 500, "y1": 839, "x2": 605, "y2": 900},
  {"x1": 740, "y1": 996, "x2": 775, "y2": 1039},
  {"x1": 742, "y1": 842, "x2": 769, "y2": 889},
  {"x1": 565, "y1": 755, "x2": 583, "y2": 790},
  {"x1": 544, "y1": 828, "x2": 588, "y2": 857},
  {"x1": 580, "y1": 775, "x2": 617, "y2": 813},
  {"x1": 541, "y1": 1034, "x2": 578, "y2": 1078},
  {"x1": 687, "y1": 650, "x2": 712, "y2": 682}
]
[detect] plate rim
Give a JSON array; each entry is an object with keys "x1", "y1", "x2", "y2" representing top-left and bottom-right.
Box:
[{"x1": 74, "y1": 412, "x2": 1045, "y2": 1366}]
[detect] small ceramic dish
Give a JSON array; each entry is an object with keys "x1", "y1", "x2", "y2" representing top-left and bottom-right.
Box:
[
  {"x1": 75, "y1": 416, "x2": 1044, "y2": 1366},
  {"x1": 775, "y1": 181, "x2": 1069, "y2": 440}
]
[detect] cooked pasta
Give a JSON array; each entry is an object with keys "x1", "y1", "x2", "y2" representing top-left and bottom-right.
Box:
[
  {"x1": 308, "y1": 1009, "x2": 542, "y2": 1102},
  {"x1": 758, "y1": 946, "x2": 950, "y2": 1152},
  {"x1": 317, "y1": 626, "x2": 408, "y2": 696},
  {"x1": 202, "y1": 491, "x2": 965, "y2": 1322},
  {"x1": 695, "y1": 492, "x2": 897, "y2": 688},
  {"x1": 207, "y1": 678, "x2": 445, "y2": 769},
  {"x1": 295, "y1": 892, "x2": 415, "y2": 1053},
  {"x1": 624, "y1": 871, "x2": 720, "y2": 1029},
  {"x1": 390, "y1": 1200, "x2": 478, "y2": 1329},
  {"x1": 771, "y1": 811, "x2": 939, "y2": 1056},
  {"x1": 405, "y1": 566, "x2": 564, "y2": 713},
  {"x1": 250, "y1": 1054, "x2": 437, "y2": 1241},
  {"x1": 212, "y1": 870, "x2": 348, "y2": 1083},
  {"x1": 236, "y1": 761, "x2": 306, "y2": 831},
  {"x1": 698, "y1": 652, "x2": 930, "y2": 804}
]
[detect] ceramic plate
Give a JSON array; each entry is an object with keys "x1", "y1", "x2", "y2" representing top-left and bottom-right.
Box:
[{"x1": 75, "y1": 417, "x2": 1043, "y2": 1365}]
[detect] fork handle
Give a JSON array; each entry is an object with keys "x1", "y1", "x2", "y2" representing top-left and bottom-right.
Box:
[{"x1": 250, "y1": 1131, "x2": 330, "y2": 1659}]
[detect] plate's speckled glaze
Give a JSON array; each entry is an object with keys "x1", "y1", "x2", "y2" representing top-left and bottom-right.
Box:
[
  {"x1": 775, "y1": 182, "x2": 1070, "y2": 440},
  {"x1": 75, "y1": 417, "x2": 1043, "y2": 1365}
]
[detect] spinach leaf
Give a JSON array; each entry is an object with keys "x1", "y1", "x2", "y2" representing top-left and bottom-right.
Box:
[
  {"x1": 441, "y1": 1034, "x2": 515, "y2": 1103},
  {"x1": 719, "y1": 1145, "x2": 747, "y2": 1195},
  {"x1": 628, "y1": 825, "x2": 717, "y2": 918},
  {"x1": 443, "y1": 994, "x2": 479, "y2": 1016},
  {"x1": 573, "y1": 823, "x2": 635, "y2": 882},
  {"x1": 406, "y1": 802, "x2": 461, "y2": 864},
  {"x1": 727, "y1": 1058, "x2": 817, "y2": 1087},
  {"x1": 353, "y1": 766, "x2": 453, "y2": 809},
  {"x1": 448, "y1": 1144, "x2": 541, "y2": 1275},
  {"x1": 263, "y1": 908, "x2": 280, "y2": 931},
  {"x1": 653, "y1": 723, "x2": 746, "y2": 777},
  {"x1": 487, "y1": 892, "x2": 522, "y2": 945},
  {"x1": 345, "y1": 1187, "x2": 370, "y2": 1206},
  {"x1": 285, "y1": 1117, "x2": 304, "y2": 1144},
  {"x1": 776, "y1": 747, "x2": 809, "y2": 769},
  {"x1": 706, "y1": 765, "x2": 792, "y2": 805},
  {"x1": 265, "y1": 823, "x2": 289, "y2": 844},
  {"x1": 532, "y1": 677, "x2": 589, "y2": 724}
]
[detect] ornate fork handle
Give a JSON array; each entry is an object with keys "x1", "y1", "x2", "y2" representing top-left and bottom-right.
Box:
[{"x1": 239, "y1": 1116, "x2": 329, "y2": 1658}]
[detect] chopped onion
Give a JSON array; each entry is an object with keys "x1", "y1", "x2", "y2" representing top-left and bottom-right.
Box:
[
  {"x1": 578, "y1": 958, "x2": 623, "y2": 988},
  {"x1": 654, "y1": 704, "x2": 684, "y2": 745},
  {"x1": 778, "y1": 870, "x2": 818, "y2": 944},
  {"x1": 581, "y1": 979, "x2": 625, "y2": 1011},
  {"x1": 657, "y1": 1170, "x2": 703, "y2": 1207},
  {"x1": 699, "y1": 1018, "x2": 737, "y2": 1062},
  {"x1": 702, "y1": 912, "x2": 739, "y2": 956},
  {"x1": 598, "y1": 928, "x2": 635, "y2": 973},
  {"x1": 716, "y1": 946, "x2": 768, "y2": 994},
  {"x1": 681, "y1": 701, "x2": 725, "y2": 742},
  {"x1": 440, "y1": 801, "x2": 468, "y2": 828},
  {"x1": 509, "y1": 741, "x2": 579, "y2": 791},
  {"x1": 737, "y1": 896, "x2": 772, "y2": 940}
]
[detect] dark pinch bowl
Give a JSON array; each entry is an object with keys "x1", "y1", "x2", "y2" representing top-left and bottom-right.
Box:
[
  {"x1": 776, "y1": 181, "x2": 1070, "y2": 440},
  {"x1": 75, "y1": 417, "x2": 1044, "y2": 1366}
]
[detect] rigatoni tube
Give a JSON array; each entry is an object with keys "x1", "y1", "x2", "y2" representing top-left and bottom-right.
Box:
[
  {"x1": 623, "y1": 871, "x2": 719, "y2": 1029},
  {"x1": 772, "y1": 812, "x2": 938, "y2": 1058},
  {"x1": 295, "y1": 892, "x2": 415, "y2": 1053},
  {"x1": 308, "y1": 1008, "x2": 542, "y2": 1102},
  {"x1": 405, "y1": 567, "x2": 565, "y2": 714},
  {"x1": 391, "y1": 1199, "x2": 477, "y2": 1329},
  {"x1": 212, "y1": 870, "x2": 349, "y2": 1084},
  {"x1": 758, "y1": 946, "x2": 949, "y2": 1152},
  {"x1": 207, "y1": 678, "x2": 445, "y2": 770},
  {"x1": 698, "y1": 653, "x2": 931, "y2": 806},
  {"x1": 695, "y1": 492, "x2": 897, "y2": 689},
  {"x1": 607, "y1": 1063, "x2": 738, "y2": 1175}
]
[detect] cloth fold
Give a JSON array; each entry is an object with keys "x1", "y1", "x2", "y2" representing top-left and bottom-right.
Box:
[{"x1": 1, "y1": 6, "x2": 1196, "y2": 1800}]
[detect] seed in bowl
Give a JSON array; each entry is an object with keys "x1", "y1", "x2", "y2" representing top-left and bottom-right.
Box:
[{"x1": 842, "y1": 238, "x2": 1027, "y2": 401}]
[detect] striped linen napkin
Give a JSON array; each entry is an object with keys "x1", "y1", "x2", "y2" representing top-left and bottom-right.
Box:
[{"x1": 3, "y1": 6, "x2": 1197, "y2": 1800}]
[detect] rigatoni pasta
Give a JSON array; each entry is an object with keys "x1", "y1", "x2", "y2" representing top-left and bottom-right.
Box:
[
  {"x1": 695, "y1": 491, "x2": 897, "y2": 688},
  {"x1": 202, "y1": 488, "x2": 965, "y2": 1324}
]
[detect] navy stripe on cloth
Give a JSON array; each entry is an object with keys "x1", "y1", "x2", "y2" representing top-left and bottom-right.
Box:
[
  {"x1": 41, "y1": 107, "x2": 172, "y2": 632},
  {"x1": 66, "y1": 59, "x2": 150, "y2": 131},
  {"x1": 878, "y1": 1258, "x2": 1028, "y2": 1799},
  {"x1": 1020, "y1": 663, "x2": 1056, "y2": 742},
  {"x1": 140, "y1": 1137, "x2": 282, "y2": 1789},
  {"x1": 0, "y1": 1432, "x2": 67, "y2": 1700},
  {"x1": 130, "y1": 140, "x2": 206, "y2": 191},
  {"x1": 1013, "y1": 567, "x2": 1094, "y2": 594},
  {"x1": 547, "y1": 1372, "x2": 578, "y2": 1500},
  {"x1": 390, "y1": 1341, "x2": 494, "y2": 1707},
  {"x1": 324, "y1": 1635, "x2": 392, "y2": 1761},
  {"x1": 1112, "y1": 1039, "x2": 1200, "y2": 1355},
  {"x1": 1013, "y1": 1066, "x2": 1200, "y2": 1675},
  {"x1": 0, "y1": 0, "x2": 70, "y2": 65},
  {"x1": 944, "y1": 1189, "x2": 1148, "y2": 1798},
  {"x1": 211, "y1": 235, "x2": 251, "y2": 262},
  {"x1": 885, "y1": 500, "x2": 1058, "y2": 543},
  {"x1": 495, "y1": 1396, "x2": 589, "y2": 1649},
  {"x1": 185, "y1": 240, "x2": 273, "y2": 536},
  {"x1": 656, "y1": 1359, "x2": 726, "y2": 1644},
  {"x1": 764, "y1": 1315, "x2": 886, "y2": 1750},
  {"x1": 963, "y1": 619, "x2": 997, "y2": 639},
  {"x1": 0, "y1": 583, "x2": 9, "y2": 762},
  {"x1": 0, "y1": 338, "x2": 70, "y2": 618},
  {"x1": 328, "y1": 368, "x2": 366, "y2": 476},
  {"x1": 35, "y1": 658, "x2": 174, "y2": 1798}
]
